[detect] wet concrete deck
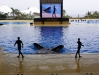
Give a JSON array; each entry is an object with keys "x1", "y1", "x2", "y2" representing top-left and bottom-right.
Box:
[{"x1": 0, "y1": 52, "x2": 99, "y2": 75}]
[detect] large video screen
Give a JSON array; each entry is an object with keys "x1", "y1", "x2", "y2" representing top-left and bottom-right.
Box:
[{"x1": 42, "y1": 4, "x2": 61, "y2": 18}]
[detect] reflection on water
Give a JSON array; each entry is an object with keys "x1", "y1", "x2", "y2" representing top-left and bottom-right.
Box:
[
  {"x1": 75, "y1": 58, "x2": 82, "y2": 72},
  {"x1": 40, "y1": 27, "x2": 63, "y2": 48},
  {"x1": 18, "y1": 58, "x2": 24, "y2": 73}
]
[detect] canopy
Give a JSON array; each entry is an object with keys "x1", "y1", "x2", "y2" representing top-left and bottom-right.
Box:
[
  {"x1": 21, "y1": 6, "x2": 40, "y2": 14},
  {"x1": 0, "y1": 3, "x2": 12, "y2": 13}
]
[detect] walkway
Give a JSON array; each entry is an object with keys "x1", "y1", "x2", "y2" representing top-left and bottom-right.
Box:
[{"x1": 0, "y1": 52, "x2": 99, "y2": 75}]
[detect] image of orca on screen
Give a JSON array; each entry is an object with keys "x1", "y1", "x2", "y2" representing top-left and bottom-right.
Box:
[{"x1": 43, "y1": 7, "x2": 51, "y2": 13}]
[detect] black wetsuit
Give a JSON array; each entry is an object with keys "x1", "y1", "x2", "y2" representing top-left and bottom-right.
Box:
[
  {"x1": 75, "y1": 40, "x2": 83, "y2": 57},
  {"x1": 15, "y1": 39, "x2": 24, "y2": 57},
  {"x1": 77, "y1": 41, "x2": 82, "y2": 53},
  {"x1": 15, "y1": 40, "x2": 22, "y2": 50}
]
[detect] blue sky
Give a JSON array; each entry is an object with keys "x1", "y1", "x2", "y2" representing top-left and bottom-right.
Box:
[{"x1": 0, "y1": 0, "x2": 99, "y2": 17}]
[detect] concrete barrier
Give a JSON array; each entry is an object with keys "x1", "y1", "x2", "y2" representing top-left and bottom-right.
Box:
[{"x1": 0, "y1": 47, "x2": 4, "y2": 57}]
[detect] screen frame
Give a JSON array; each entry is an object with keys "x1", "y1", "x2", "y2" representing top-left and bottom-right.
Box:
[{"x1": 40, "y1": 0, "x2": 63, "y2": 19}]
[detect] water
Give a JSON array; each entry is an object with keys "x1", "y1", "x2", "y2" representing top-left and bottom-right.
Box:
[
  {"x1": 0, "y1": 21, "x2": 99, "y2": 54},
  {"x1": 0, "y1": 22, "x2": 29, "y2": 25}
]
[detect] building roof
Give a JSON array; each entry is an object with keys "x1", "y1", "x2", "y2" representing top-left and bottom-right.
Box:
[
  {"x1": 0, "y1": 3, "x2": 12, "y2": 13},
  {"x1": 21, "y1": 6, "x2": 40, "y2": 14}
]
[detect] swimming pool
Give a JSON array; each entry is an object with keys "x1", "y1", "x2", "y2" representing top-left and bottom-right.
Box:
[
  {"x1": 0, "y1": 22, "x2": 29, "y2": 25},
  {"x1": 0, "y1": 21, "x2": 99, "y2": 54}
]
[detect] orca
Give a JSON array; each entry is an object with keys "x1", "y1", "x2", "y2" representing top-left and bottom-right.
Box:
[
  {"x1": 0, "y1": 23, "x2": 3, "y2": 25},
  {"x1": 34, "y1": 43, "x2": 64, "y2": 54},
  {"x1": 51, "y1": 45, "x2": 64, "y2": 52},
  {"x1": 34, "y1": 43, "x2": 44, "y2": 49}
]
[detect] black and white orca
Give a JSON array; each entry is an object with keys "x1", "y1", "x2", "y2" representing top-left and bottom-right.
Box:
[{"x1": 34, "y1": 43, "x2": 64, "y2": 54}]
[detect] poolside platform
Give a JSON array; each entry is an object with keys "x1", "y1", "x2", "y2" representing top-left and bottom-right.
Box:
[
  {"x1": 33, "y1": 24, "x2": 69, "y2": 26},
  {"x1": 34, "y1": 21, "x2": 69, "y2": 26},
  {"x1": 34, "y1": 18, "x2": 69, "y2": 26},
  {"x1": 0, "y1": 51, "x2": 99, "y2": 75}
]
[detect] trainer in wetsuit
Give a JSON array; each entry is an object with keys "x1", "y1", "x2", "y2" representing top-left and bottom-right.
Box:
[
  {"x1": 75, "y1": 38, "x2": 84, "y2": 58},
  {"x1": 14, "y1": 37, "x2": 24, "y2": 58},
  {"x1": 52, "y1": 6, "x2": 56, "y2": 17}
]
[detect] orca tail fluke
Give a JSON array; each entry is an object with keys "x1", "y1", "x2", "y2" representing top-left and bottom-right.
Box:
[
  {"x1": 34, "y1": 43, "x2": 44, "y2": 49},
  {"x1": 51, "y1": 45, "x2": 64, "y2": 52}
]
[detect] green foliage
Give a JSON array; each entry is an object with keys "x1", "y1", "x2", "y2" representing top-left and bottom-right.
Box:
[
  {"x1": 11, "y1": 8, "x2": 31, "y2": 20},
  {"x1": 0, "y1": 12, "x2": 8, "y2": 19},
  {"x1": 62, "y1": 9, "x2": 72, "y2": 18},
  {"x1": 84, "y1": 11, "x2": 99, "y2": 19},
  {"x1": 10, "y1": 7, "x2": 33, "y2": 20},
  {"x1": 3, "y1": 8, "x2": 99, "y2": 19},
  {"x1": 63, "y1": 9, "x2": 66, "y2": 17}
]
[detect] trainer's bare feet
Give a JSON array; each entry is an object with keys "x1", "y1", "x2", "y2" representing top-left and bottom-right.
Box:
[
  {"x1": 22, "y1": 56, "x2": 24, "y2": 58},
  {"x1": 75, "y1": 55, "x2": 77, "y2": 58},
  {"x1": 17, "y1": 56, "x2": 19, "y2": 58}
]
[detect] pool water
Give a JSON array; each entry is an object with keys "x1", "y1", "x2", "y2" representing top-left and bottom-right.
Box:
[
  {"x1": 0, "y1": 22, "x2": 29, "y2": 25},
  {"x1": 0, "y1": 21, "x2": 99, "y2": 54}
]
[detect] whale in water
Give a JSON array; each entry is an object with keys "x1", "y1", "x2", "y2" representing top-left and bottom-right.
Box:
[{"x1": 34, "y1": 43, "x2": 64, "y2": 54}]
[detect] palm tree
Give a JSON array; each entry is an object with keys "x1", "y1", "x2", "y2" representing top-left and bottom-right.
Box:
[
  {"x1": 0, "y1": 12, "x2": 7, "y2": 19},
  {"x1": 11, "y1": 7, "x2": 15, "y2": 19},
  {"x1": 63, "y1": 9, "x2": 66, "y2": 17},
  {"x1": 11, "y1": 8, "x2": 21, "y2": 19},
  {"x1": 14, "y1": 9, "x2": 21, "y2": 19},
  {"x1": 93, "y1": 11, "x2": 99, "y2": 18},
  {"x1": 85, "y1": 11, "x2": 92, "y2": 18}
]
